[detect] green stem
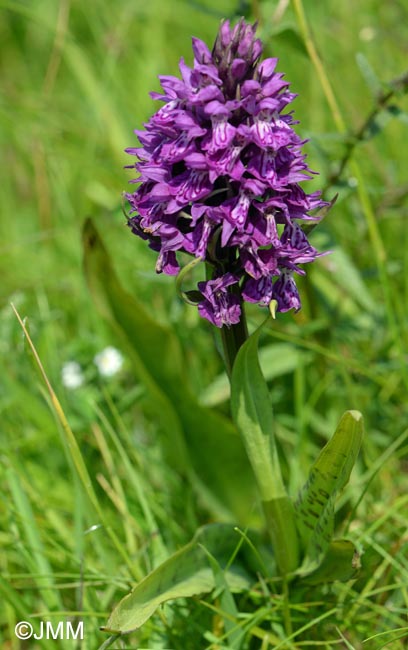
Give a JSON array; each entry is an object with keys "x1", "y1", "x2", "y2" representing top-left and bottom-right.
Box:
[
  {"x1": 205, "y1": 262, "x2": 248, "y2": 377},
  {"x1": 282, "y1": 575, "x2": 293, "y2": 639},
  {"x1": 263, "y1": 497, "x2": 299, "y2": 576},
  {"x1": 220, "y1": 299, "x2": 248, "y2": 377}
]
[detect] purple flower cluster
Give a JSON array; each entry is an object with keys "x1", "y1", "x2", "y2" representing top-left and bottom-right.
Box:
[{"x1": 125, "y1": 19, "x2": 326, "y2": 328}]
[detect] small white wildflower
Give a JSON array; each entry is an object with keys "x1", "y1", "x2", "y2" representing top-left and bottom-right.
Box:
[
  {"x1": 94, "y1": 346, "x2": 123, "y2": 377},
  {"x1": 62, "y1": 361, "x2": 84, "y2": 389}
]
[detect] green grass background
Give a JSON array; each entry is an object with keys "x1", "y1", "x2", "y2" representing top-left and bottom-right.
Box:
[{"x1": 1, "y1": 0, "x2": 408, "y2": 648}]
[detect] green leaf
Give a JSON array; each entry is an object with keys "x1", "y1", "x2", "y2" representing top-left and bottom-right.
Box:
[
  {"x1": 231, "y1": 323, "x2": 284, "y2": 502},
  {"x1": 295, "y1": 410, "x2": 364, "y2": 571},
  {"x1": 103, "y1": 524, "x2": 258, "y2": 635},
  {"x1": 82, "y1": 219, "x2": 256, "y2": 520},
  {"x1": 231, "y1": 324, "x2": 299, "y2": 574},
  {"x1": 301, "y1": 539, "x2": 361, "y2": 585}
]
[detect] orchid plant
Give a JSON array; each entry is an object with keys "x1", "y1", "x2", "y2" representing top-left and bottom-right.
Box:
[{"x1": 86, "y1": 18, "x2": 364, "y2": 645}]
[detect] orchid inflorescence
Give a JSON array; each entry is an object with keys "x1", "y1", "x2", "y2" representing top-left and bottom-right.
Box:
[{"x1": 125, "y1": 19, "x2": 327, "y2": 327}]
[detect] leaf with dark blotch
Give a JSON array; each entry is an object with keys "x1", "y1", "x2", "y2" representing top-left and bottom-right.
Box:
[{"x1": 295, "y1": 410, "x2": 363, "y2": 572}]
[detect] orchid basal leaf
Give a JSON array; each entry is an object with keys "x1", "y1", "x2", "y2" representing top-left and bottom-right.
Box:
[
  {"x1": 231, "y1": 323, "x2": 300, "y2": 574},
  {"x1": 231, "y1": 323, "x2": 284, "y2": 503},
  {"x1": 295, "y1": 410, "x2": 364, "y2": 573},
  {"x1": 301, "y1": 539, "x2": 361, "y2": 585}
]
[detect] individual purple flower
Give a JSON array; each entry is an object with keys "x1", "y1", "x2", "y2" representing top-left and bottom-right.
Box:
[
  {"x1": 197, "y1": 273, "x2": 241, "y2": 328},
  {"x1": 273, "y1": 272, "x2": 301, "y2": 312},
  {"x1": 125, "y1": 19, "x2": 327, "y2": 327}
]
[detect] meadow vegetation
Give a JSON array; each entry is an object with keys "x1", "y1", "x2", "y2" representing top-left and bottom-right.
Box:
[{"x1": 1, "y1": 1, "x2": 408, "y2": 648}]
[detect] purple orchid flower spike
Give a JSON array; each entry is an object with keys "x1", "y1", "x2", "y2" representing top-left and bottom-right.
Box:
[{"x1": 125, "y1": 18, "x2": 328, "y2": 329}]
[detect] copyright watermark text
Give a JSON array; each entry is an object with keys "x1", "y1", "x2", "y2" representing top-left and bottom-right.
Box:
[{"x1": 15, "y1": 620, "x2": 84, "y2": 640}]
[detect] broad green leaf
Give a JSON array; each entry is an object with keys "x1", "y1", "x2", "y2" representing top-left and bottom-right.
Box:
[
  {"x1": 231, "y1": 323, "x2": 284, "y2": 502},
  {"x1": 103, "y1": 524, "x2": 258, "y2": 634},
  {"x1": 231, "y1": 325, "x2": 299, "y2": 574},
  {"x1": 173, "y1": 400, "x2": 257, "y2": 521},
  {"x1": 83, "y1": 219, "x2": 256, "y2": 520},
  {"x1": 295, "y1": 410, "x2": 364, "y2": 571},
  {"x1": 301, "y1": 539, "x2": 361, "y2": 585}
]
